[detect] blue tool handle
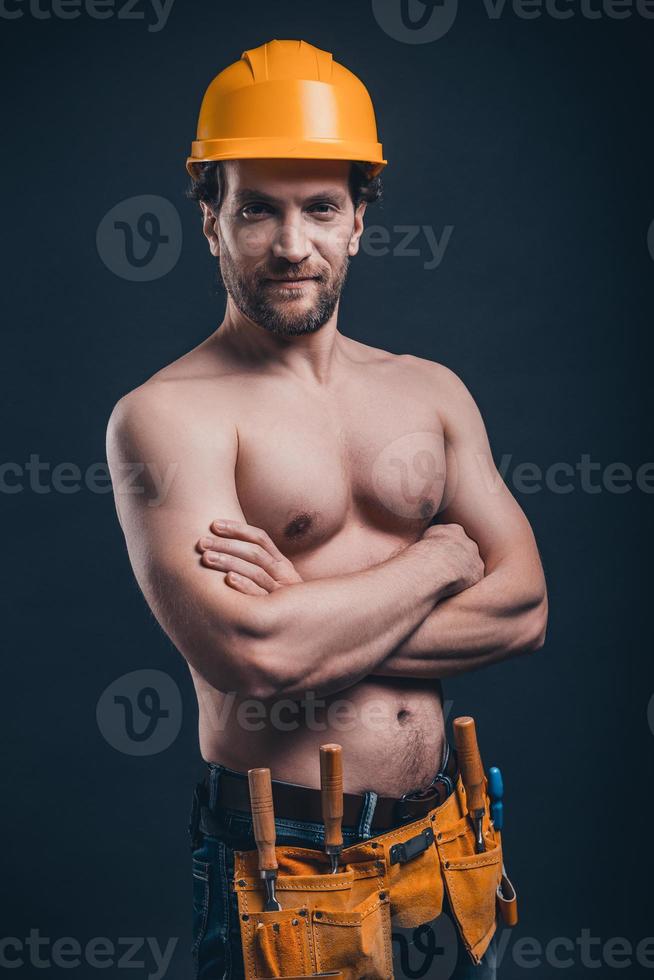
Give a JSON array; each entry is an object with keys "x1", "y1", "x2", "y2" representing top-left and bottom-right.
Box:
[
  {"x1": 490, "y1": 800, "x2": 504, "y2": 830},
  {"x1": 488, "y1": 766, "x2": 504, "y2": 830}
]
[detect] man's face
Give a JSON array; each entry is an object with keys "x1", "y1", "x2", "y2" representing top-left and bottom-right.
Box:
[{"x1": 201, "y1": 158, "x2": 367, "y2": 336}]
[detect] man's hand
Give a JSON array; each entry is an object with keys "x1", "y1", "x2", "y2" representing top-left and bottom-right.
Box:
[
  {"x1": 196, "y1": 519, "x2": 303, "y2": 595},
  {"x1": 420, "y1": 523, "x2": 485, "y2": 597}
]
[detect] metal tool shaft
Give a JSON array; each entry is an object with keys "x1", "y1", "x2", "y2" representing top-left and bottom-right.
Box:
[{"x1": 248, "y1": 767, "x2": 282, "y2": 910}]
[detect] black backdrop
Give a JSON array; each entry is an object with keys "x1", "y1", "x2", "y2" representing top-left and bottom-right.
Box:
[{"x1": 3, "y1": 2, "x2": 653, "y2": 977}]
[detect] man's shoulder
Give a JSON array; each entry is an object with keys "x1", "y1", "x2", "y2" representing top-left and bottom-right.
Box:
[
  {"x1": 106, "y1": 343, "x2": 238, "y2": 437},
  {"x1": 106, "y1": 369, "x2": 234, "y2": 462},
  {"x1": 391, "y1": 351, "x2": 469, "y2": 394},
  {"x1": 346, "y1": 339, "x2": 458, "y2": 380}
]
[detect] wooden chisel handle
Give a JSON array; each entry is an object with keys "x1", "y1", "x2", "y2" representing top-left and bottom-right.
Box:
[
  {"x1": 453, "y1": 716, "x2": 486, "y2": 817},
  {"x1": 247, "y1": 768, "x2": 278, "y2": 872},
  {"x1": 320, "y1": 744, "x2": 344, "y2": 849}
]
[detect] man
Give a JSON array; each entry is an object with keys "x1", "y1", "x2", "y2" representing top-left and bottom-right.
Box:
[{"x1": 106, "y1": 39, "x2": 547, "y2": 980}]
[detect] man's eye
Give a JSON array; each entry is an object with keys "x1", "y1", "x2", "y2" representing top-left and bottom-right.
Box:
[
  {"x1": 309, "y1": 203, "x2": 335, "y2": 216},
  {"x1": 241, "y1": 204, "x2": 272, "y2": 218}
]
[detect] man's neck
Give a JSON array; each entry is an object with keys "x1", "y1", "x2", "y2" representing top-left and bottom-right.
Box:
[{"x1": 211, "y1": 301, "x2": 346, "y2": 387}]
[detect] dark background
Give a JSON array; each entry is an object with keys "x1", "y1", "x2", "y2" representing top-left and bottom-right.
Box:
[{"x1": 3, "y1": 1, "x2": 653, "y2": 977}]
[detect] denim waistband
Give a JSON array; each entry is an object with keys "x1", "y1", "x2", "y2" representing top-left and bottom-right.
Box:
[{"x1": 203, "y1": 740, "x2": 452, "y2": 842}]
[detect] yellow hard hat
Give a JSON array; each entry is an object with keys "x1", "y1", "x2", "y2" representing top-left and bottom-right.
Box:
[{"x1": 186, "y1": 39, "x2": 387, "y2": 179}]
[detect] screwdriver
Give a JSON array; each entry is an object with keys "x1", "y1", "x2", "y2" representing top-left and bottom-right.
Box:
[
  {"x1": 247, "y1": 767, "x2": 282, "y2": 911},
  {"x1": 453, "y1": 716, "x2": 486, "y2": 853},
  {"x1": 320, "y1": 744, "x2": 344, "y2": 874}
]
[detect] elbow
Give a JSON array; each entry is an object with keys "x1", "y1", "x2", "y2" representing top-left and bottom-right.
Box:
[
  {"x1": 519, "y1": 590, "x2": 549, "y2": 654},
  {"x1": 225, "y1": 602, "x2": 297, "y2": 701},
  {"x1": 232, "y1": 640, "x2": 298, "y2": 701}
]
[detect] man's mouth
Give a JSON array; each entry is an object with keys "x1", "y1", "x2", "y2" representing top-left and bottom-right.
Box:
[
  {"x1": 265, "y1": 276, "x2": 318, "y2": 290},
  {"x1": 266, "y1": 276, "x2": 317, "y2": 283}
]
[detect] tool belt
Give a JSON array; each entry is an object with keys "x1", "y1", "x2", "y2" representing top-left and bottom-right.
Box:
[
  {"x1": 225, "y1": 769, "x2": 516, "y2": 980},
  {"x1": 200, "y1": 742, "x2": 459, "y2": 834}
]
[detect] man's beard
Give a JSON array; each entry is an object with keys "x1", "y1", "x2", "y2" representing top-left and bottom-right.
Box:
[{"x1": 216, "y1": 244, "x2": 350, "y2": 337}]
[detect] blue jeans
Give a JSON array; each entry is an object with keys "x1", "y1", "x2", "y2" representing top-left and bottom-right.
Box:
[{"x1": 189, "y1": 763, "x2": 498, "y2": 980}]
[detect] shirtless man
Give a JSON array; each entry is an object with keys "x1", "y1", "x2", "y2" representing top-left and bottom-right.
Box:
[{"x1": 107, "y1": 63, "x2": 547, "y2": 980}]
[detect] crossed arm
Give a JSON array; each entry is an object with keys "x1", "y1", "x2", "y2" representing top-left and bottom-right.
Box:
[{"x1": 106, "y1": 365, "x2": 547, "y2": 701}]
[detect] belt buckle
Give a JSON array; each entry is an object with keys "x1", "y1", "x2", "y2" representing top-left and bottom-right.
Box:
[{"x1": 394, "y1": 784, "x2": 440, "y2": 824}]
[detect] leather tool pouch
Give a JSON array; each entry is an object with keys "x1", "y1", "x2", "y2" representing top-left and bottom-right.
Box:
[{"x1": 232, "y1": 773, "x2": 517, "y2": 979}]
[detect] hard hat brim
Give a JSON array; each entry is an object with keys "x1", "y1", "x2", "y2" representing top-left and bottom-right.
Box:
[{"x1": 186, "y1": 136, "x2": 387, "y2": 179}]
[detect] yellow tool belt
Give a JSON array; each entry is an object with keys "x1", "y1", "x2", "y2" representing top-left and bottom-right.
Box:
[{"x1": 232, "y1": 771, "x2": 517, "y2": 980}]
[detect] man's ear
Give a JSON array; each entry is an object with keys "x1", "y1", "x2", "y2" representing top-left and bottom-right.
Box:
[
  {"x1": 200, "y1": 202, "x2": 221, "y2": 257},
  {"x1": 348, "y1": 201, "x2": 367, "y2": 257}
]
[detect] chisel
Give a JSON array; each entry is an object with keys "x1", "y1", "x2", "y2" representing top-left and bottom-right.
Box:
[
  {"x1": 320, "y1": 743, "x2": 344, "y2": 874},
  {"x1": 247, "y1": 767, "x2": 282, "y2": 911},
  {"x1": 453, "y1": 716, "x2": 486, "y2": 853}
]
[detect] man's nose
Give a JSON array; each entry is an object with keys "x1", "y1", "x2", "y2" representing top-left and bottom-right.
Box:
[{"x1": 271, "y1": 214, "x2": 312, "y2": 265}]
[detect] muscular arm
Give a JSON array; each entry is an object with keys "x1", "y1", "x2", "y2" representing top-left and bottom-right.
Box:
[
  {"x1": 373, "y1": 363, "x2": 548, "y2": 679},
  {"x1": 106, "y1": 384, "x2": 458, "y2": 702}
]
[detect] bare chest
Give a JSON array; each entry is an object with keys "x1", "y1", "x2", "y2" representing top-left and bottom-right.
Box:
[{"x1": 233, "y1": 379, "x2": 447, "y2": 556}]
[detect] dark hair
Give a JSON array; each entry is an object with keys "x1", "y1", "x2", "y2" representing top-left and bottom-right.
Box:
[{"x1": 185, "y1": 160, "x2": 383, "y2": 213}]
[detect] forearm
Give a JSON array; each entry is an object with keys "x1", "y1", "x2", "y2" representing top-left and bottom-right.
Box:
[
  {"x1": 372, "y1": 558, "x2": 548, "y2": 679},
  {"x1": 248, "y1": 540, "x2": 450, "y2": 699}
]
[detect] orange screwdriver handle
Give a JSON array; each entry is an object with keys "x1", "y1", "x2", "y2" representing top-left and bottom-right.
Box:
[
  {"x1": 320, "y1": 744, "x2": 344, "y2": 849},
  {"x1": 247, "y1": 768, "x2": 278, "y2": 872},
  {"x1": 453, "y1": 716, "x2": 486, "y2": 817}
]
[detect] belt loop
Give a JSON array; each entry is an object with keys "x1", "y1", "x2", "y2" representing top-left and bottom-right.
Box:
[
  {"x1": 208, "y1": 763, "x2": 224, "y2": 810},
  {"x1": 440, "y1": 739, "x2": 450, "y2": 772},
  {"x1": 356, "y1": 790, "x2": 378, "y2": 840}
]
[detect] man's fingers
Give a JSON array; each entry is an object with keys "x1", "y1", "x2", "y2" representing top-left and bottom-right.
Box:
[
  {"x1": 209, "y1": 519, "x2": 286, "y2": 562},
  {"x1": 201, "y1": 550, "x2": 279, "y2": 592},
  {"x1": 224, "y1": 572, "x2": 268, "y2": 596},
  {"x1": 197, "y1": 535, "x2": 276, "y2": 572},
  {"x1": 196, "y1": 524, "x2": 303, "y2": 585}
]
